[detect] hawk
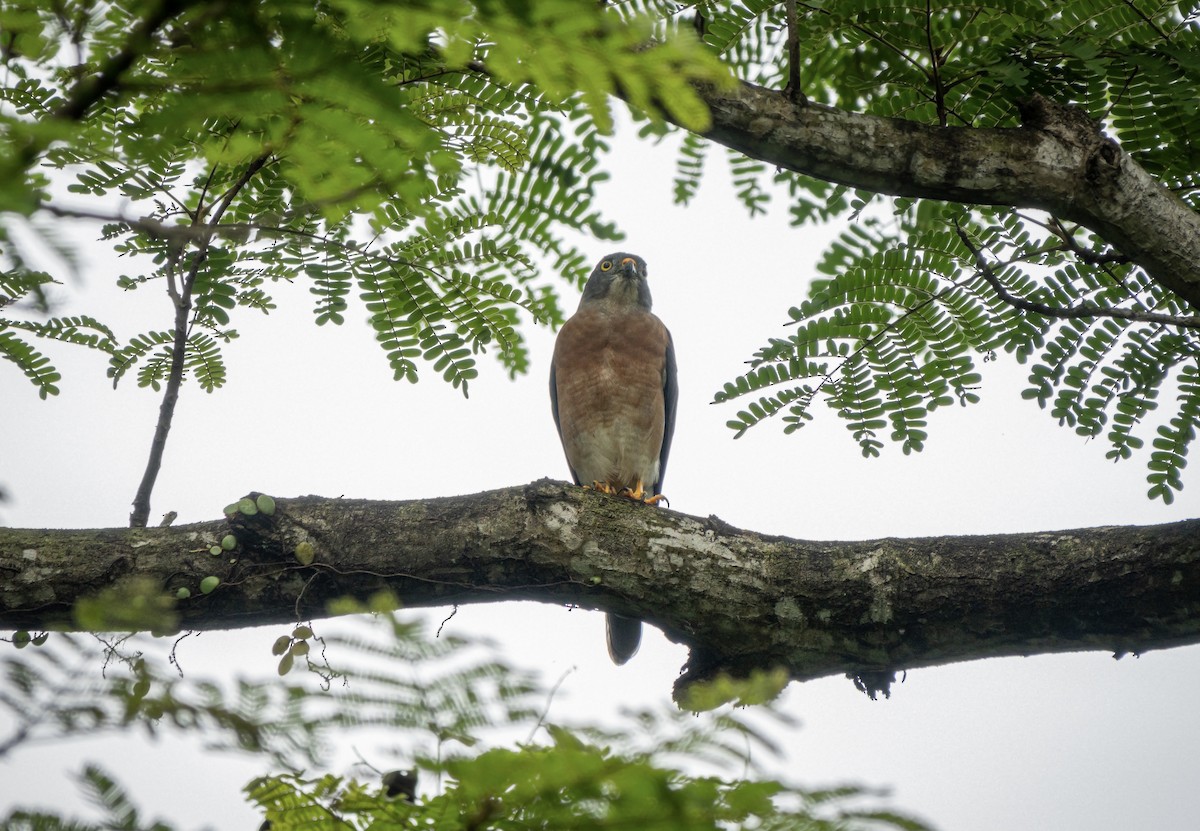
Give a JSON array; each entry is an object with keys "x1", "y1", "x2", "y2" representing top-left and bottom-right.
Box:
[{"x1": 549, "y1": 252, "x2": 678, "y2": 664}]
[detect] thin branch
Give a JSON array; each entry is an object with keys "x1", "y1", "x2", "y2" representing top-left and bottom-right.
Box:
[
  {"x1": 936, "y1": 8, "x2": 981, "y2": 67},
  {"x1": 954, "y1": 222, "x2": 1200, "y2": 330},
  {"x1": 924, "y1": 0, "x2": 947, "y2": 127},
  {"x1": 128, "y1": 153, "x2": 272, "y2": 528},
  {"x1": 127, "y1": 257, "x2": 193, "y2": 529},
  {"x1": 1046, "y1": 216, "x2": 1131, "y2": 266},
  {"x1": 1121, "y1": 0, "x2": 1170, "y2": 42},
  {"x1": 783, "y1": 0, "x2": 806, "y2": 105},
  {"x1": 39, "y1": 201, "x2": 293, "y2": 246}
]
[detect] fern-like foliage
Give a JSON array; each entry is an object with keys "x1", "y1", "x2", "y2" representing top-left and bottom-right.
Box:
[
  {"x1": 4, "y1": 0, "x2": 1198, "y2": 498},
  {"x1": 3, "y1": 766, "x2": 160, "y2": 831},
  {"x1": 0, "y1": 0, "x2": 730, "y2": 399},
  {"x1": 0, "y1": 266, "x2": 105, "y2": 398},
  {"x1": 2, "y1": 614, "x2": 933, "y2": 831},
  {"x1": 716, "y1": 196, "x2": 1200, "y2": 499},
  {"x1": 689, "y1": 0, "x2": 1200, "y2": 500},
  {"x1": 246, "y1": 735, "x2": 928, "y2": 831}
]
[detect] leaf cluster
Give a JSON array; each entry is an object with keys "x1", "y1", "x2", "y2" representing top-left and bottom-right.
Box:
[
  {"x1": 686, "y1": 0, "x2": 1200, "y2": 500},
  {"x1": 0, "y1": 630, "x2": 325, "y2": 769},
  {"x1": 716, "y1": 197, "x2": 1200, "y2": 500},
  {"x1": 1, "y1": 266, "x2": 115, "y2": 398},
  {"x1": 1, "y1": 613, "x2": 931, "y2": 831},
  {"x1": 0, "y1": 0, "x2": 729, "y2": 398}
]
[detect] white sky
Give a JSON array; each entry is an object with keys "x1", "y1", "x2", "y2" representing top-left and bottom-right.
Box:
[{"x1": 4, "y1": 120, "x2": 1200, "y2": 831}]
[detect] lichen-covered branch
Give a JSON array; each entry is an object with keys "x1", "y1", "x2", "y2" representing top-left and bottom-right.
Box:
[
  {"x1": 2, "y1": 480, "x2": 1198, "y2": 698},
  {"x1": 691, "y1": 82, "x2": 1200, "y2": 311}
]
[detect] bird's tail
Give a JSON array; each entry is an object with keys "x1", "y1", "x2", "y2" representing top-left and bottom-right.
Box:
[{"x1": 606, "y1": 613, "x2": 642, "y2": 665}]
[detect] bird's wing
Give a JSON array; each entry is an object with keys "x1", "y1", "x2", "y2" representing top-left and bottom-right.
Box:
[
  {"x1": 656, "y1": 328, "x2": 678, "y2": 494},
  {"x1": 548, "y1": 350, "x2": 582, "y2": 486}
]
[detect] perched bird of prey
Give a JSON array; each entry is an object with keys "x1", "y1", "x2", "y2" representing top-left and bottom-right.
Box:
[{"x1": 549, "y1": 252, "x2": 678, "y2": 664}]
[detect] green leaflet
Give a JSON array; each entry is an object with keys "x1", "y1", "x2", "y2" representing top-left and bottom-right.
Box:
[{"x1": 0, "y1": 330, "x2": 61, "y2": 399}]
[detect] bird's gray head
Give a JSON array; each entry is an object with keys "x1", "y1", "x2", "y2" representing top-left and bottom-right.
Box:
[{"x1": 579, "y1": 252, "x2": 652, "y2": 310}]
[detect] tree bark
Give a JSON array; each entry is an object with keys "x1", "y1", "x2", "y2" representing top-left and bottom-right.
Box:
[
  {"x1": 3, "y1": 480, "x2": 1198, "y2": 698},
  {"x1": 691, "y1": 82, "x2": 1200, "y2": 312}
]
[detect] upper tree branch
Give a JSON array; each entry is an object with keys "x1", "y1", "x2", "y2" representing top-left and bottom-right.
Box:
[
  {"x1": 3, "y1": 481, "x2": 1198, "y2": 700},
  {"x1": 55, "y1": 0, "x2": 194, "y2": 123},
  {"x1": 686, "y1": 82, "x2": 1200, "y2": 311},
  {"x1": 6, "y1": 0, "x2": 195, "y2": 177}
]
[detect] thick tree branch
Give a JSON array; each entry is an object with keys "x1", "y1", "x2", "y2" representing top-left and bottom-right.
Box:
[
  {"x1": 690, "y1": 82, "x2": 1200, "y2": 311},
  {"x1": 3, "y1": 481, "x2": 1198, "y2": 699}
]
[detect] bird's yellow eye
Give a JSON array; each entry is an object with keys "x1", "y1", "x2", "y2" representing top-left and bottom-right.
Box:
[{"x1": 600, "y1": 260, "x2": 613, "y2": 271}]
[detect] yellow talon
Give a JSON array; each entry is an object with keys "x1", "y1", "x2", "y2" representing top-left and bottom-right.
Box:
[
  {"x1": 586, "y1": 479, "x2": 668, "y2": 507},
  {"x1": 616, "y1": 480, "x2": 668, "y2": 507},
  {"x1": 618, "y1": 480, "x2": 645, "y2": 501}
]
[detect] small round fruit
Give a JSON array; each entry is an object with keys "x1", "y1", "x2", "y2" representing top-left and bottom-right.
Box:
[{"x1": 294, "y1": 542, "x2": 315, "y2": 566}]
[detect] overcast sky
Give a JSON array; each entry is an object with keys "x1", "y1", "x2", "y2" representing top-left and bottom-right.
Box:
[{"x1": 4, "y1": 121, "x2": 1199, "y2": 831}]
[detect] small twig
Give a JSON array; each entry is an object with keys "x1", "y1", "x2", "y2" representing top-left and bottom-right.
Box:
[
  {"x1": 1046, "y1": 216, "x2": 1131, "y2": 266},
  {"x1": 436, "y1": 605, "x2": 458, "y2": 637},
  {"x1": 1121, "y1": 0, "x2": 1170, "y2": 42},
  {"x1": 954, "y1": 222, "x2": 1200, "y2": 329},
  {"x1": 524, "y1": 667, "x2": 575, "y2": 745},
  {"x1": 168, "y1": 629, "x2": 197, "y2": 677}
]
